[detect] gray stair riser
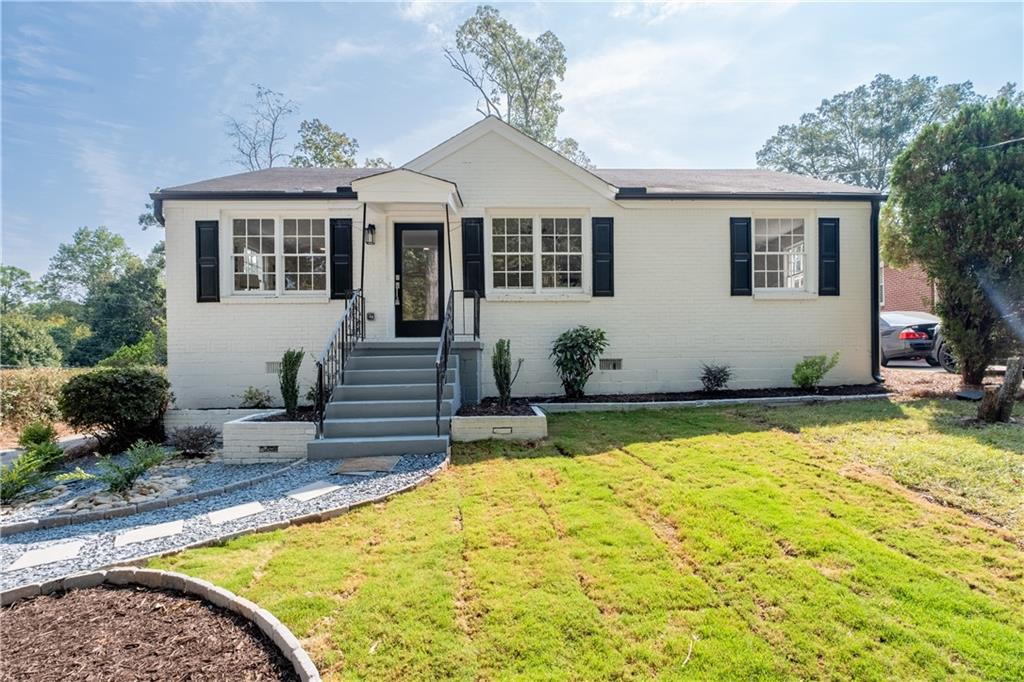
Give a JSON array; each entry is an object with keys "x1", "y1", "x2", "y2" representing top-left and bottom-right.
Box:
[
  {"x1": 308, "y1": 436, "x2": 449, "y2": 459},
  {"x1": 323, "y1": 417, "x2": 450, "y2": 438},
  {"x1": 348, "y1": 355, "x2": 457, "y2": 371},
  {"x1": 325, "y1": 400, "x2": 453, "y2": 419},
  {"x1": 345, "y1": 368, "x2": 456, "y2": 385},
  {"x1": 335, "y1": 383, "x2": 455, "y2": 401},
  {"x1": 351, "y1": 345, "x2": 438, "y2": 357}
]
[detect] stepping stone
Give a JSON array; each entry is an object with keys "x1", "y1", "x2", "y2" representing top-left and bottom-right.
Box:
[
  {"x1": 335, "y1": 456, "x2": 401, "y2": 476},
  {"x1": 286, "y1": 480, "x2": 341, "y2": 502},
  {"x1": 6, "y1": 541, "x2": 84, "y2": 572},
  {"x1": 113, "y1": 520, "x2": 184, "y2": 548},
  {"x1": 207, "y1": 501, "x2": 264, "y2": 525}
]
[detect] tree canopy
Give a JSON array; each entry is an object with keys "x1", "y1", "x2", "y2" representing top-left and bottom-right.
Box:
[
  {"x1": 0, "y1": 265, "x2": 39, "y2": 313},
  {"x1": 0, "y1": 313, "x2": 62, "y2": 367},
  {"x1": 756, "y1": 75, "x2": 987, "y2": 191},
  {"x1": 291, "y1": 118, "x2": 360, "y2": 168},
  {"x1": 445, "y1": 5, "x2": 592, "y2": 168},
  {"x1": 887, "y1": 96, "x2": 1024, "y2": 383},
  {"x1": 40, "y1": 226, "x2": 141, "y2": 303}
]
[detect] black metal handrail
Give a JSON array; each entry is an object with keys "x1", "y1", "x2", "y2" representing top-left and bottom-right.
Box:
[
  {"x1": 314, "y1": 290, "x2": 365, "y2": 437},
  {"x1": 434, "y1": 289, "x2": 480, "y2": 436}
]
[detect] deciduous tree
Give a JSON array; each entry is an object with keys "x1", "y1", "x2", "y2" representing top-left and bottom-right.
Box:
[
  {"x1": 445, "y1": 5, "x2": 592, "y2": 168},
  {"x1": 291, "y1": 118, "x2": 359, "y2": 168},
  {"x1": 226, "y1": 84, "x2": 298, "y2": 171},
  {"x1": 41, "y1": 227, "x2": 140, "y2": 303}
]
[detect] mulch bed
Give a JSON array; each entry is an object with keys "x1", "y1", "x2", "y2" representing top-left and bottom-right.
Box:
[
  {"x1": 0, "y1": 586, "x2": 298, "y2": 682},
  {"x1": 457, "y1": 398, "x2": 536, "y2": 417},
  {"x1": 881, "y1": 366, "x2": 1015, "y2": 399},
  {"x1": 252, "y1": 405, "x2": 317, "y2": 422},
  {"x1": 529, "y1": 383, "x2": 891, "y2": 404}
]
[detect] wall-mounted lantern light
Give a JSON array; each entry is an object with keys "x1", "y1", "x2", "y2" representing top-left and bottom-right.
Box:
[{"x1": 364, "y1": 223, "x2": 376, "y2": 245}]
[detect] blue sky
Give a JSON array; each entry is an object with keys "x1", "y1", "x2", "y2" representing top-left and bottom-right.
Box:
[{"x1": 2, "y1": 1, "x2": 1021, "y2": 276}]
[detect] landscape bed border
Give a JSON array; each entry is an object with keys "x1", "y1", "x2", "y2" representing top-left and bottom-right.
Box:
[
  {"x1": 534, "y1": 392, "x2": 892, "y2": 412},
  {"x1": 0, "y1": 567, "x2": 322, "y2": 682}
]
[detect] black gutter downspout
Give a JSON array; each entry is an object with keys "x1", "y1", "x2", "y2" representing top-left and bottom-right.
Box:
[
  {"x1": 445, "y1": 203, "x2": 455, "y2": 292},
  {"x1": 870, "y1": 198, "x2": 883, "y2": 383},
  {"x1": 359, "y1": 202, "x2": 367, "y2": 294}
]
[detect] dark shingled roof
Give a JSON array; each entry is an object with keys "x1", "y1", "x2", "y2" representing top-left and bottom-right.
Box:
[
  {"x1": 593, "y1": 168, "x2": 878, "y2": 196},
  {"x1": 159, "y1": 167, "x2": 385, "y2": 194},
  {"x1": 156, "y1": 166, "x2": 879, "y2": 197}
]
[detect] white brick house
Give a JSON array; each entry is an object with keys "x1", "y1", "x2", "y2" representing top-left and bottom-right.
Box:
[{"x1": 154, "y1": 116, "x2": 883, "y2": 413}]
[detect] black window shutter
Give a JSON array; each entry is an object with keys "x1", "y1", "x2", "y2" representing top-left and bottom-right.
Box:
[
  {"x1": 819, "y1": 217, "x2": 840, "y2": 296},
  {"x1": 329, "y1": 218, "x2": 353, "y2": 299},
  {"x1": 461, "y1": 217, "x2": 485, "y2": 298},
  {"x1": 729, "y1": 217, "x2": 752, "y2": 296},
  {"x1": 195, "y1": 220, "x2": 219, "y2": 302},
  {"x1": 592, "y1": 217, "x2": 614, "y2": 297}
]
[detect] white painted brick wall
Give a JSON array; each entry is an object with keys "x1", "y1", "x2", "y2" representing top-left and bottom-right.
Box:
[
  {"x1": 221, "y1": 412, "x2": 315, "y2": 462},
  {"x1": 165, "y1": 131, "x2": 874, "y2": 407}
]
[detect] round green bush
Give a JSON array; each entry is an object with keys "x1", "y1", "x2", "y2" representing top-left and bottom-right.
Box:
[{"x1": 58, "y1": 367, "x2": 170, "y2": 451}]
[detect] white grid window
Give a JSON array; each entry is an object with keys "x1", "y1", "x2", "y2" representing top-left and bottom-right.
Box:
[
  {"x1": 491, "y1": 218, "x2": 534, "y2": 289},
  {"x1": 232, "y1": 218, "x2": 276, "y2": 292},
  {"x1": 754, "y1": 218, "x2": 805, "y2": 289},
  {"x1": 283, "y1": 218, "x2": 327, "y2": 292},
  {"x1": 540, "y1": 218, "x2": 583, "y2": 288}
]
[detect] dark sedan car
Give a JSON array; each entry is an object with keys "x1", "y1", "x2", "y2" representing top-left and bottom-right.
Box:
[{"x1": 880, "y1": 311, "x2": 940, "y2": 366}]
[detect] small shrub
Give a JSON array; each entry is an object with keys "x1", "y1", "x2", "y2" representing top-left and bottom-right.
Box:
[
  {"x1": 57, "y1": 440, "x2": 166, "y2": 494},
  {"x1": 0, "y1": 443, "x2": 63, "y2": 503},
  {"x1": 492, "y1": 339, "x2": 524, "y2": 408},
  {"x1": 700, "y1": 363, "x2": 733, "y2": 392},
  {"x1": 278, "y1": 348, "x2": 304, "y2": 419},
  {"x1": 58, "y1": 367, "x2": 171, "y2": 452},
  {"x1": 97, "y1": 331, "x2": 158, "y2": 368},
  {"x1": 792, "y1": 353, "x2": 840, "y2": 390},
  {"x1": 0, "y1": 367, "x2": 83, "y2": 433},
  {"x1": 239, "y1": 386, "x2": 273, "y2": 409},
  {"x1": 18, "y1": 421, "x2": 58, "y2": 449},
  {"x1": 550, "y1": 326, "x2": 610, "y2": 400},
  {"x1": 169, "y1": 425, "x2": 218, "y2": 458}
]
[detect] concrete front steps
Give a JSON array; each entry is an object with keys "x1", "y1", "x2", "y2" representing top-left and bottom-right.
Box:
[{"x1": 307, "y1": 341, "x2": 457, "y2": 460}]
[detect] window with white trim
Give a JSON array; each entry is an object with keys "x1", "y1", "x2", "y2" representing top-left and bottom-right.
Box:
[
  {"x1": 283, "y1": 218, "x2": 327, "y2": 292},
  {"x1": 490, "y1": 214, "x2": 584, "y2": 292},
  {"x1": 540, "y1": 218, "x2": 583, "y2": 288},
  {"x1": 753, "y1": 218, "x2": 806, "y2": 289},
  {"x1": 491, "y1": 218, "x2": 534, "y2": 289},
  {"x1": 232, "y1": 218, "x2": 276, "y2": 292}
]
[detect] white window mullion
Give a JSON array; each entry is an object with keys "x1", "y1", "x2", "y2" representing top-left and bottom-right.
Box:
[{"x1": 276, "y1": 217, "x2": 284, "y2": 296}]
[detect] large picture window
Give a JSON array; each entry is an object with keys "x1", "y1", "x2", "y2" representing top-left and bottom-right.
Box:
[
  {"x1": 754, "y1": 218, "x2": 805, "y2": 290},
  {"x1": 491, "y1": 214, "x2": 584, "y2": 293},
  {"x1": 230, "y1": 216, "x2": 330, "y2": 295},
  {"x1": 232, "y1": 218, "x2": 276, "y2": 292}
]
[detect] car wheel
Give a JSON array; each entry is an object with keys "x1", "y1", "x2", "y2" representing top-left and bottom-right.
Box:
[
  {"x1": 880, "y1": 353, "x2": 889, "y2": 367},
  {"x1": 937, "y1": 342, "x2": 958, "y2": 374},
  {"x1": 925, "y1": 357, "x2": 940, "y2": 367}
]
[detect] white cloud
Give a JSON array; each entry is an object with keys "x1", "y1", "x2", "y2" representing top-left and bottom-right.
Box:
[
  {"x1": 69, "y1": 137, "x2": 139, "y2": 228},
  {"x1": 396, "y1": 0, "x2": 464, "y2": 39},
  {"x1": 4, "y1": 24, "x2": 92, "y2": 91},
  {"x1": 611, "y1": 1, "x2": 798, "y2": 25},
  {"x1": 559, "y1": 38, "x2": 738, "y2": 164}
]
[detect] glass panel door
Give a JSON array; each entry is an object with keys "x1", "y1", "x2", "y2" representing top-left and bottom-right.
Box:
[{"x1": 394, "y1": 224, "x2": 444, "y2": 337}]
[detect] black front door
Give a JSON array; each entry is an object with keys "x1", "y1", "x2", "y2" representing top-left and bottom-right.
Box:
[{"x1": 394, "y1": 223, "x2": 444, "y2": 337}]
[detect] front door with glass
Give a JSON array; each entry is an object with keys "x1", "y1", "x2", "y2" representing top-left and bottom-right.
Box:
[{"x1": 394, "y1": 223, "x2": 444, "y2": 337}]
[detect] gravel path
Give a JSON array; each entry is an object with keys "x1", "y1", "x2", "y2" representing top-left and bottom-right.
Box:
[
  {"x1": 0, "y1": 453, "x2": 446, "y2": 591},
  {"x1": 2, "y1": 453, "x2": 284, "y2": 525}
]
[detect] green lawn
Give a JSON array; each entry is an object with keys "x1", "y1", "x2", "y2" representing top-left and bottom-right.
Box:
[{"x1": 152, "y1": 399, "x2": 1024, "y2": 681}]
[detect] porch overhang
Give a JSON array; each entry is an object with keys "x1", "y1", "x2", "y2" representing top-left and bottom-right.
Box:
[{"x1": 351, "y1": 168, "x2": 463, "y2": 211}]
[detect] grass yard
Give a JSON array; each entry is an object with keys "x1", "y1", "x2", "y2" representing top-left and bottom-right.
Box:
[{"x1": 152, "y1": 399, "x2": 1024, "y2": 680}]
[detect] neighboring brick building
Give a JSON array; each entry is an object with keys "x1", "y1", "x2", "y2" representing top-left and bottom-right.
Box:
[{"x1": 881, "y1": 262, "x2": 935, "y2": 312}]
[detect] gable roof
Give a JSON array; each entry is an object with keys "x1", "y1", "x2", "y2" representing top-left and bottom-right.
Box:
[
  {"x1": 595, "y1": 168, "x2": 879, "y2": 198},
  {"x1": 403, "y1": 116, "x2": 618, "y2": 199}
]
